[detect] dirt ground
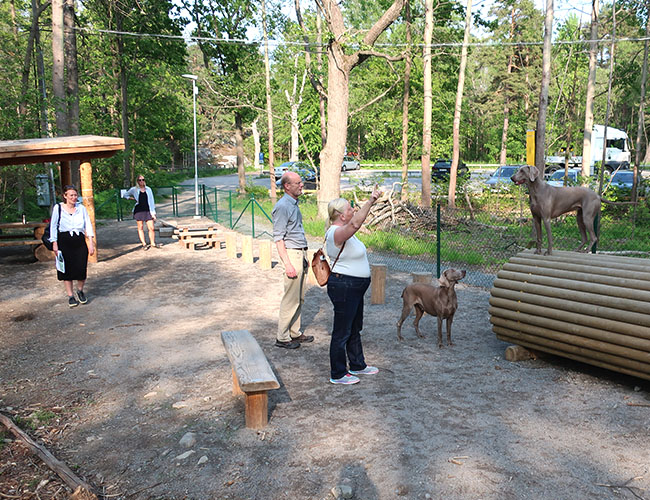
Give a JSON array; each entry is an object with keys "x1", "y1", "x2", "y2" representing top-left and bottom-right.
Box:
[{"x1": 1, "y1": 218, "x2": 649, "y2": 500}]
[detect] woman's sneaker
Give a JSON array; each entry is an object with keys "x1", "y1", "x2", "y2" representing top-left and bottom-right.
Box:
[
  {"x1": 329, "y1": 374, "x2": 360, "y2": 385},
  {"x1": 68, "y1": 296, "x2": 79, "y2": 308},
  {"x1": 76, "y1": 290, "x2": 87, "y2": 304},
  {"x1": 349, "y1": 366, "x2": 379, "y2": 375}
]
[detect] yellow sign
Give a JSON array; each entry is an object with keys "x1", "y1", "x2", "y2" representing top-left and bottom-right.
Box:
[{"x1": 526, "y1": 130, "x2": 535, "y2": 166}]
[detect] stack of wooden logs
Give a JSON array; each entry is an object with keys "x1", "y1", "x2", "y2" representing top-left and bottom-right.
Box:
[{"x1": 490, "y1": 249, "x2": 650, "y2": 381}]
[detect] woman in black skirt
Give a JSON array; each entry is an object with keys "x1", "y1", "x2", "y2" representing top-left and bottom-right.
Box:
[
  {"x1": 122, "y1": 175, "x2": 160, "y2": 250},
  {"x1": 49, "y1": 185, "x2": 95, "y2": 308}
]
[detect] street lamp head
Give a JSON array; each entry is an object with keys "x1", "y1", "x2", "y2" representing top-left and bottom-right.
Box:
[{"x1": 182, "y1": 74, "x2": 198, "y2": 80}]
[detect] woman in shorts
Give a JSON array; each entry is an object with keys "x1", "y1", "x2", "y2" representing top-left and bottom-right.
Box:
[{"x1": 123, "y1": 175, "x2": 161, "y2": 250}]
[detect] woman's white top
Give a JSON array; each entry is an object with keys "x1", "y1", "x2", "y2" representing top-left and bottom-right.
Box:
[
  {"x1": 122, "y1": 185, "x2": 156, "y2": 215},
  {"x1": 49, "y1": 202, "x2": 94, "y2": 242},
  {"x1": 325, "y1": 225, "x2": 370, "y2": 278}
]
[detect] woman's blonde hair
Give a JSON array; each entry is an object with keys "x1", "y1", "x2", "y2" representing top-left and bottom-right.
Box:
[{"x1": 326, "y1": 198, "x2": 349, "y2": 229}]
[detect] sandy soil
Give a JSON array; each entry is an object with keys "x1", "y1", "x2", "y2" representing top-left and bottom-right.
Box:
[{"x1": 1, "y1": 218, "x2": 649, "y2": 500}]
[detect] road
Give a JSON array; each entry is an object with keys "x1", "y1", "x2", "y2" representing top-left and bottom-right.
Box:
[{"x1": 180, "y1": 169, "x2": 493, "y2": 193}]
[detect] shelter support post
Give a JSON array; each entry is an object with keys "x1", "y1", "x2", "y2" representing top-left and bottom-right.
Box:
[{"x1": 80, "y1": 160, "x2": 97, "y2": 263}]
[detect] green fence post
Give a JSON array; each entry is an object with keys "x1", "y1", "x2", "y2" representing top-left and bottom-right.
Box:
[
  {"x1": 116, "y1": 189, "x2": 121, "y2": 221},
  {"x1": 436, "y1": 203, "x2": 441, "y2": 279},
  {"x1": 202, "y1": 184, "x2": 206, "y2": 216},
  {"x1": 214, "y1": 188, "x2": 218, "y2": 222},
  {"x1": 229, "y1": 191, "x2": 233, "y2": 228},
  {"x1": 172, "y1": 187, "x2": 177, "y2": 217},
  {"x1": 251, "y1": 194, "x2": 256, "y2": 238}
]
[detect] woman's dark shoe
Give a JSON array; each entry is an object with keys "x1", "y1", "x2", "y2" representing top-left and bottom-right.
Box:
[
  {"x1": 142, "y1": 244, "x2": 151, "y2": 250},
  {"x1": 68, "y1": 296, "x2": 79, "y2": 308},
  {"x1": 76, "y1": 290, "x2": 87, "y2": 304}
]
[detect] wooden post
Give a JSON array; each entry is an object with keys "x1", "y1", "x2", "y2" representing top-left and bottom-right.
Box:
[
  {"x1": 371, "y1": 264, "x2": 386, "y2": 304},
  {"x1": 244, "y1": 391, "x2": 269, "y2": 429},
  {"x1": 412, "y1": 272, "x2": 431, "y2": 283},
  {"x1": 505, "y1": 345, "x2": 535, "y2": 362},
  {"x1": 226, "y1": 232, "x2": 237, "y2": 259},
  {"x1": 258, "y1": 239, "x2": 272, "y2": 270},
  {"x1": 241, "y1": 235, "x2": 253, "y2": 263},
  {"x1": 79, "y1": 160, "x2": 97, "y2": 263},
  {"x1": 60, "y1": 160, "x2": 72, "y2": 189}
]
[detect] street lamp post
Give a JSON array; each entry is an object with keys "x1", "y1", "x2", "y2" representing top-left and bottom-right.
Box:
[{"x1": 182, "y1": 74, "x2": 200, "y2": 218}]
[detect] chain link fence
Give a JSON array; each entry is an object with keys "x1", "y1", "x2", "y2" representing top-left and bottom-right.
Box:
[{"x1": 100, "y1": 181, "x2": 650, "y2": 289}]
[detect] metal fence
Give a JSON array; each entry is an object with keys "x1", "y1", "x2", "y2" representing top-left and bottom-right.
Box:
[{"x1": 102, "y1": 183, "x2": 650, "y2": 289}]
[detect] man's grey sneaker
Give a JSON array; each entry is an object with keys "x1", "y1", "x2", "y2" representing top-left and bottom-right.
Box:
[
  {"x1": 68, "y1": 296, "x2": 79, "y2": 308},
  {"x1": 349, "y1": 366, "x2": 379, "y2": 375},
  {"x1": 275, "y1": 339, "x2": 300, "y2": 349},
  {"x1": 329, "y1": 374, "x2": 360, "y2": 385},
  {"x1": 76, "y1": 290, "x2": 87, "y2": 304}
]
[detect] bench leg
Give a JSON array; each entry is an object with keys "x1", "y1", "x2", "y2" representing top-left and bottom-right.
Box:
[
  {"x1": 232, "y1": 368, "x2": 244, "y2": 396},
  {"x1": 244, "y1": 391, "x2": 268, "y2": 429}
]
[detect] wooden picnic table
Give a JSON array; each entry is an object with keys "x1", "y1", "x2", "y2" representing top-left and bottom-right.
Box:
[{"x1": 0, "y1": 221, "x2": 53, "y2": 261}]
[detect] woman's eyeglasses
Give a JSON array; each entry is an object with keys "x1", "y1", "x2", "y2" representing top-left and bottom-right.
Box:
[{"x1": 137, "y1": 178, "x2": 145, "y2": 182}]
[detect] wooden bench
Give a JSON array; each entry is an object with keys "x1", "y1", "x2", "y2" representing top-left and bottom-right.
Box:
[
  {"x1": 174, "y1": 227, "x2": 223, "y2": 250},
  {"x1": 221, "y1": 330, "x2": 280, "y2": 429}
]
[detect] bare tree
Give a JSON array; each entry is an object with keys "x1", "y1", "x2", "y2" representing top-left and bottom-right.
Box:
[
  {"x1": 284, "y1": 55, "x2": 307, "y2": 162},
  {"x1": 252, "y1": 116, "x2": 262, "y2": 174},
  {"x1": 64, "y1": 0, "x2": 80, "y2": 186},
  {"x1": 400, "y1": 0, "x2": 412, "y2": 202},
  {"x1": 633, "y1": 0, "x2": 649, "y2": 204},
  {"x1": 581, "y1": 0, "x2": 599, "y2": 178},
  {"x1": 421, "y1": 0, "x2": 433, "y2": 208},
  {"x1": 534, "y1": 0, "x2": 553, "y2": 172},
  {"x1": 598, "y1": 0, "x2": 616, "y2": 196},
  {"x1": 499, "y1": 5, "x2": 516, "y2": 166},
  {"x1": 302, "y1": 0, "x2": 405, "y2": 217},
  {"x1": 448, "y1": 0, "x2": 473, "y2": 208},
  {"x1": 261, "y1": 0, "x2": 277, "y2": 200}
]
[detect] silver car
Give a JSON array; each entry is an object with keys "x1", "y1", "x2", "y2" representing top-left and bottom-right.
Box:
[{"x1": 342, "y1": 155, "x2": 360, "y2": 171}]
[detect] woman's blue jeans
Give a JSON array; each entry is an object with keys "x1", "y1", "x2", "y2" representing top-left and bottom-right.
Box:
[{"x1": 327, "y1": 273, "x2": 371, "y2": 379}]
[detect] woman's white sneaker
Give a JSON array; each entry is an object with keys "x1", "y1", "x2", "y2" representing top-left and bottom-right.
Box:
[
  {"x1": 329, "y1": 374, "x2": 360, "y2": 385},
  {"x1": 349, "y1": 366, "x2": 378, "y2": 375}
]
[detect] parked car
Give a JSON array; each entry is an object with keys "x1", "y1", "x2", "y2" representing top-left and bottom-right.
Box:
[
  {"x1": 273, "y1": 161, "x2": 312, "y2": 180},
  {"x1": 484, "y1": 165, "x2": 522, "y2": 188},
  {"x1": 431, "y1": 159, "x2": 469, "y2": 180},
  {"x1": 342, "y1": 155, "x2": 360, "y2": 171},
  {"x1": 275, "y1": 164, "x2": 319, "y2": 189},
  {"x1": 606, "y1": 170, "x2": 635, "y2": 192},
  {"x1": 547, "y1": 168, "x2": 581, "y2": 187}
]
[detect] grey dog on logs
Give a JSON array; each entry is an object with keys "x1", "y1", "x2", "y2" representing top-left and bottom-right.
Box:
[
  {"x1": 510, "y1": 164, "x2": 602, "y2": 255},
  {"x1": 396, "y1": 268, "x2": 466, "y2": 347}
]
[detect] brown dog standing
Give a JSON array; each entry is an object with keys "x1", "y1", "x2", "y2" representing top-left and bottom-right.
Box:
[
  {"x1": 510, "y1": 164, "x2": 601, "y2": 255},
  {"x1": 396, "y1": 268, "x2": 466, "y2": 347}
]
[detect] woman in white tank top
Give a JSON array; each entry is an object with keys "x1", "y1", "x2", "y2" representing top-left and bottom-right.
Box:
[{"x1": 325, "y1": 185, "x2": 381, "y2": 385}]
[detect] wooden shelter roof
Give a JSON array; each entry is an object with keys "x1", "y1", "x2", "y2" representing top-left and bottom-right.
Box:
[{"x1": 0, "y1": 135, "x2": 125, "y2": 166}]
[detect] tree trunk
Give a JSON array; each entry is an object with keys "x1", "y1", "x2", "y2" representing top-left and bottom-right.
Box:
[
  {"x1": 285, "y1": 57, "x2": 306, "y2": 162},
  {"x1": 420, "y1": 0, "x2": 433, "y2": 209},
  {"x1": 116, "y1": 13, "x2": 131, "y2": 187},
  {"x1": 633, "y1": 0, "x2": 649, "y2": 203},
  {"x1": 499, "y1": 6, "x2": 516, "y2": 166},
  {"x1": 598, "y1": 0, "x2": 616, "y2": 196},
  {"x1": 19, "y1": 0, "x2": 40, "y2": 138},
  {"x1": 400, "y1": 0, "x2": 412, "y2": 202},
  {"x1": 34, "y1": 0, "x2": 50, "y2": 138},
  {"x1": 235, "y1": 112, "x2": 246, "y2": 195},
  {"x1": 582, "y1": 0, "x2": 599, "y2": 178},
  {"x1": 535, "y1": 0, "x2": 554, "y2": 172},
  {"x1": 64, "y1": 0, "x2": 80, "y2": 186},
  {"x1": 317, "y1": 11, "x2": 327, "y2": 148},
  {"x1": 52, "y1": 0, "x2": 67, "y2": 136},
  {"x1": 252, "y1": 116, "x2": 262, "y2": 175},
  {"x1": 261, "y1": 0, "x2": 277, "y2": 201},
  {"x1": 319, "y1": 43, "x2": 349, "y2": 217},
  {"x1": 448, "y1": 0, "x2": 473, "y2": 208}
]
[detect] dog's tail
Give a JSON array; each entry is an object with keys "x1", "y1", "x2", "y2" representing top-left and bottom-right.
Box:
[{"x1": 601, "y1": 197, "x2": 637, "y2": 206}]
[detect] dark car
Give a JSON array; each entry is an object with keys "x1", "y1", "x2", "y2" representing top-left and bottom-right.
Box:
[{"x1": 432, "y1": 159, "x2": 470, "y2": 180}]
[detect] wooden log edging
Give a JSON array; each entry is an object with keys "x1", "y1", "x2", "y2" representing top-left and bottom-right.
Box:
[{"x1": 490, "y1": 249, "x2": 650, "y2": 381}]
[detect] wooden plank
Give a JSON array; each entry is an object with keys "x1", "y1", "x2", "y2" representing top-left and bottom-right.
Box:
[
  {"x1": 258, "y1": 240, "x2": 272, "y2": 270},
  {"x1": 0, "y1": 239, "x2": 42, "y2": 247},
  {"x1": 221, "y1": 330, "x2": 279, "y2": 392},
  {"x1": 245, "y1": 391, "x2": 269, "y2": 429},
  {"x1": 0, "y1": 136, "x2": 124, "y2": 167},
  {"x1": 174, "y1": 228, "x2": 221, "y2": 237},
  {"x1": 371, "y1": 264, "x2": 387, "y2": 304}
]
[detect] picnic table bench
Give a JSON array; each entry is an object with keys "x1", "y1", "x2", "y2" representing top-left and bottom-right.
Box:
[
  {"x1": 174, "y1": 226, "x2": 223, "y2": 250},
  {"x1": 0, "y1": 222, "x2": 53, "y2": 261},
  {"x1": 221, "y1": 330, "x2": 280, "y2": 429}
]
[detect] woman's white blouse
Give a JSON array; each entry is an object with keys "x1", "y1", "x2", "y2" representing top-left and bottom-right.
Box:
[{"x1": 49, "y1": 203, "x2": 95, "y2": 242}]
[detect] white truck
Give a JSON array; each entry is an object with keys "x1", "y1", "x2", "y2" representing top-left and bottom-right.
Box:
[{"x1": 545, "y1": 124, "x2": 631, "y2": 174}]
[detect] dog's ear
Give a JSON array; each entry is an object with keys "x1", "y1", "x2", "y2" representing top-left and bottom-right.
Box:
[
  {"x1": 438, "y1": 272, "x2": 450, "y2": 288},
  {"x1": 529, "y1": 165, "x2": 539, "y2": 182}
]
